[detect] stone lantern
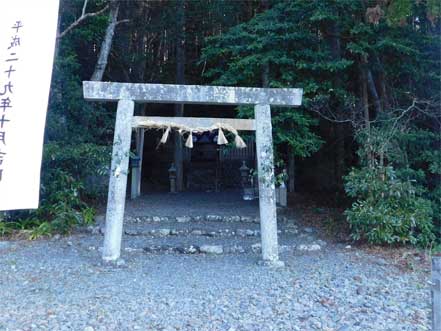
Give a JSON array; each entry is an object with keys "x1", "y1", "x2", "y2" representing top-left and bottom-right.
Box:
[
  {"x1": 240, "y1": 161, "x2": 255, "y2": 200},
  {"x1": 239, "y1": 161, "x2": 249, "y2": 188},
  {"x1": 168, "y1": 163, "x2": 177, "y2": 193}
]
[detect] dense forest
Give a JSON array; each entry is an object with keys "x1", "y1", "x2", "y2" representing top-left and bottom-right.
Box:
[{"x1": 1, "y1": 0, "x2": 440, "y2": 248}]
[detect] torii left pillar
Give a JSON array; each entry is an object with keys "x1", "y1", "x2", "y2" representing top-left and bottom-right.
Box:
[{"x1": 102, "y1": 99, "x2": 134, "y2": 261}]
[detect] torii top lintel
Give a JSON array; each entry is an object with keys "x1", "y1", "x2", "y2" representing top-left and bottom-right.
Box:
[{"x1": 83, "y1": 81, "x2": 302, "y2": 107}]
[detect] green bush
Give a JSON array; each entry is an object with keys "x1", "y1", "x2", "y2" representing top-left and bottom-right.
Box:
[
  {"x1": 42, "y1": 142, "x2": 111, "y2": 200},
  {"x1": 2, "y1": 143, "x2": 109, "y2": 239},
  {"x1": 344, "y1": 166, "x2": 435, "y2": 246}
]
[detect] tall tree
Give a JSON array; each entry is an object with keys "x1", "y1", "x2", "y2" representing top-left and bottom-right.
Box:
[{"x1": 91, "y1": 0, "x2": 121, "y2": 81}]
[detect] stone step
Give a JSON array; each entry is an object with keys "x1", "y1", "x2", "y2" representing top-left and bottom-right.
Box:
[
  {"x1": 118, "y1": 239, "x2": 326, "y2": 255},
  {"x1": 119, "y1": 214, "x2": 291, "y2": 224},
  {"x1": 124, "y1": 228, "x2": 298, "y2": 238},
  {"x1": 95, "y1": 227, "x2": 301, "y2": 239},
  {"x1": 123, "y1": 239, "x2": 293, "y2": 255},
  {"x1": 88, "y1": 212, "x2": 324, "y2": 257},
  {"x1": 87, "y1": 239, "x2": 326, "y2": 256},
  {"x1": 94, "y1": 219, "x2": 300, "y2": 239},
  {"x1": 122, "y1": 227, "x2": 299, "y2": 238},
  {"x1": 100, "y1": 233, "x2": 326, "y2": 254}
]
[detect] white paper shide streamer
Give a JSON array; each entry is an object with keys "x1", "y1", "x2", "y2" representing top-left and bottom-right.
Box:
[{"x1": 152, "y1": 121, "x2": 247, "y2": 149}]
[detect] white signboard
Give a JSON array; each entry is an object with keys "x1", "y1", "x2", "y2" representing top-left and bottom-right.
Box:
[{"x1": 0, "y1": 0, "x2": 60, "y2": 210}]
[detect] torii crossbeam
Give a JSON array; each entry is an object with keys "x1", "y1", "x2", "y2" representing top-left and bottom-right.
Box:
[{"x1": 83, "y1": 81, "x2": 303, "y2": 266}]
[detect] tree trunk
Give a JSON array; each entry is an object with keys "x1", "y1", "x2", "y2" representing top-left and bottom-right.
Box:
[
  {"x1": 53, "y1": 10, "x2": 67, "y2": 136},
  {"x1": 174, "y1": 0, "x2": 186, "y2": 191},
  {"x1": 131, "y1": 3, "x2": 149, "y2": 83},
  {"x1": 91, "y1": 0, "x2": 120, "y2": 81},
  {"x1": 367, "y1": 69, "x2": 382, "y2": 115},
  {"x1": 326, "y1": 20, "x2": 345, "y2": 191},
  {"x1": 378, "y1": 68, "x2": 390, "y2": 111},
  {"x1": 361, "y1": 64, "x2": 370, "y2": 132},
  {"x1": 360, "y1": 58, "x2": 373, "y2": 167}
]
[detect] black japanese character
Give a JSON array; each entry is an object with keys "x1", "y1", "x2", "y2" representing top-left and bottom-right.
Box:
[
  {"x1": 0, "y1": 98, "x2": 12, "y2": 112},
  {"x1": 5, "y1": 53, "x2": 18, "y2": 62},
  {"x1": 11, "y1": 21, "x2": 23, "y2": 33},
  {"x1": 0, "y1": 132, "x2": 5, "y2": 145},
  {"x1": 0, "y1": 114, "x2": 10, "y2": 128},
  {"x1": 8, "y1": 35, "x2": 20, "y2": 49},
  {"x1": 4, "y1": 65, "x2": 16, "y2": 79},
  {"x1": 0, "y1": 82, "x2": 13, "y2": 96}
]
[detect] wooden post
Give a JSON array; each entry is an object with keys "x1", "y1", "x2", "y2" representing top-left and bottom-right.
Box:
[
  {"x1": 174, "y1": 128, "x2": 184, "y2": 191},
  {"x1": 130, "y1": 157, "x2": 140, "y2": 200},
  {"x1": 103, "y1": 99, "x2": 134, "y2": 261},
  {"x1": 254, "y1": 104, "x2": 283, "y2": 266},
  {"x1": 279, "y1": 182, "x2": 287, "y2": 207},
  {"x1": 433, "y1": 256, "x2": 441, "y2": 331},
  {"x1": 131, "y1": 128, "x2": 144, "y2": 199},
  {"x1": 136, "y1": 128, "x2": 144, "y2": 197}
]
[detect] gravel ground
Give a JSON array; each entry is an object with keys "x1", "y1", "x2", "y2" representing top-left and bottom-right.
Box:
[{"x1": 0, "y1": 194, "x2": 432, "y2": 331}]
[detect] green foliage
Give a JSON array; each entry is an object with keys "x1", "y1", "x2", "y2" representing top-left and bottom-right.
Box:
[
  {"x1": 13, "y1": 170, "x2": 89, "y2": 239},
  {"x1": 31, "y1": 143, "x2": 109, "y2": 233},
  {"x1": 201, "y1": 0, "x2": 330, "y2": 161},
  {"x1": 346, "y1": 100, "x2": 440, "y2": 245},
  {"x1": 432, "y1": 243, "x2": 441, "y2": 255},
  {"x1": 6, "y1": 143, "x2": 109, "y2": 239},
  {"x1": 386, "y1": 0, "x2": 413, "y2": 26},
  {"x1": 345, "y1": 166, "x2": 434, "y2": 246},
  {"x1": 346, "y1": 0, "x2": 441, "y2": 242},
  {"x1": 28, "y1": 222, "x2": 54, "y2": 241},
  {"x1": 427, "y1": 0, "x2": 441, "y2": 19},
  {"x1": 237, "y1": 105, "x2": 323, "y2": 158},
  {"x1": 0, "y1": 219, "x2": 13, "y2": 237},
  {"x1": 47, "y1": 53, "x2": 114, "y2": 144},
  {"x1": 42, "y1": 143, "x2": 111, "y2": 199}
]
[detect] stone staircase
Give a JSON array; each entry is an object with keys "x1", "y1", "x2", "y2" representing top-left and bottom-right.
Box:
[{"x1": 94, "y1": 212, "x2": 326, "y2": 256}]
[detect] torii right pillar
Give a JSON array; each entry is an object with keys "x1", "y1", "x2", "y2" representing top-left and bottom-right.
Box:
[{"x1": 255, "y1": 104, "x2": 284, "y2": 267}]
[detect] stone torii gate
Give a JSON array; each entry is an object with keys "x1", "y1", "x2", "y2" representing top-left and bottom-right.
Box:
[{"x1": 83, "y1": 81, "x2": 302, "y2": 266}]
